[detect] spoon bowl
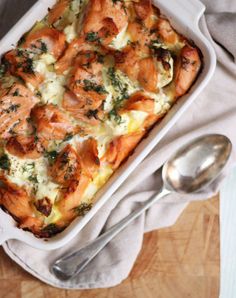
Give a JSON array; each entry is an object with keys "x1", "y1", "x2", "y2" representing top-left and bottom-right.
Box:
[{"x1": 163, "y1": 134, "x2": 232, "y2": 193}]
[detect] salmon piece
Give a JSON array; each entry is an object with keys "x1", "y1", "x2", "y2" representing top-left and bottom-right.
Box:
[
  {"x1": 3, "y1": 50, "x2": 43, "y2": 88},
  {"x1": 62, "y1": 90, "x2": 104, "y2": 125},
  {"x1": 19, "y1": 216, "x2": 44, "y2": 233},
  {"x1": 82, "y1": 0, "x2": 128, "y2": 44},
  {"x1": 127, "y1": 22, "x2": 152, "y2": 56},
  {"x1": 68, "y1": 68, "x2": 105, "y2": 102},
  {"x1": 116, "y1": 47, "x2": 158, "y2": 92},
  {"x1": 138, "y1": 57, "x2": 158, "y2": 92},
  {"x1": 103, "y1": 132, "x2": 144, "y2": 169},
  {"x1": 67, "y1": 56, "x2": 107, "y2": 116},
  {"x1": 155, "y1": 18, "x2": 179, "y2": 45},
  {"x1": 77, "y1": 138, "x2": 100, "y2": 178},
  {"x1": 0, "y1": 176, "x2": 43, "y2": 233},
  {"x1": 48, "y1": 0, "x2": 69, "y2": 25},
  {"x1": 123, "y1": 92, "x2": 155, "y2": 114},
  {"x1": 134, "y1": 0, "x2": 153, "y2": 21},
  {"x1": 55, "y1": 38, "x2": 93, "y2": 74},
  {"x1": 97, "y1": 18, "x2": 119, "y2": 47},
  {"x1": 0, "y1": 84, "x2": 39, "y2": 139},
  {"x1": 144, "y1": 113, "x2": 163, "y2": 129},
  {"x1": 133, "y1": 0, "x2": 155, "y2": 28},
  {"x1": 115, "y1": 45, "x2": 140, "y2": 82},
  {"x1": 49, "y1": 144, "x2": 81, "y2": 187},
  {"x1": 56, "y1": 174, "x2": 91, "y2": 226},
  {"x1": 31, "y1": 104, "x2": 77, "y2": 148},
  {"x1": 22, "y1": 27, "x2": 66, "y2": 59},
  {"x1": 123, "y1": 92, "x2": 161, "y2": 129},
  {"x1": 55, "y1": 138, "x2": 100, "y2": 225},
  {"x1": 6, "y1": 135, "x2": 43, "y2": 159},
  {"x1": 174, "y1": 45, "x2": 201, "y2": 98}
]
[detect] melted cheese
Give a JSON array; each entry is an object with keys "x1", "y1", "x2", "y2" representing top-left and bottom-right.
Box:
[
  {"x1": 64, "y1": 23, "x2": 77, "y2": 43},
  {"x1": 6, "y1": 153, "x2": 59, "y2": 203},
  {"x1": 33, "y1": 55, "x2": 66, "y2": 105},
  {"x1": 110, "y1": 25, "x2": 130, "y2": 50},
  {"x1": 82, "y1": 165, "x2": 113, "y2": 201}
]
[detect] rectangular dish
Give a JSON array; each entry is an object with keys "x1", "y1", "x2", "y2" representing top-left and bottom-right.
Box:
[{"x1": 0, "y1": 0, "x2": 216, "y2": 250}]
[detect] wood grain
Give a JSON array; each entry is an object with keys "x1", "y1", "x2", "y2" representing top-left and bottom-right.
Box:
[{"x1": 0, "y1": 196, "x2": 219, "y2": 298}]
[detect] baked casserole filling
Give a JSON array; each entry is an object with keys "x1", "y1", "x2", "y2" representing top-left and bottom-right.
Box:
[{"x1": 0, "y1": 0, "x2": 202, "y2": 237}]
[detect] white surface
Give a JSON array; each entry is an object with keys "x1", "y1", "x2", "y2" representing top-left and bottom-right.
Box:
[
  {"x1": 0, "y1": 0, "x2": 216, "y2": 250},
  {"x1": 220, "y1": 167, "x2": 236, "y2": 298}
]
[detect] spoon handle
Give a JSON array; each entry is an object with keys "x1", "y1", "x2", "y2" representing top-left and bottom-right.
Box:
[{"x1": 52, "y1": 188, "x2": 171, "y2": 281}]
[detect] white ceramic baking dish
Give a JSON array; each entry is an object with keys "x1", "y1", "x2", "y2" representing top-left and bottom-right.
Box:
[{"x1": 0, "y1": 0, "x2": 216, "y2": 250}]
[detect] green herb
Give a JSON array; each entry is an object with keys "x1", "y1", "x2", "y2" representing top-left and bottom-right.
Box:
[
  {"x1": 107, "y1": 67, "x2": 129, "y2": 123},
  {"x1": 45, "y1": 151, "x2": 58, "y2": 164},
  {"x1": 107, "y1": 67, "x2": 129, "y2": 100},
  {"x1": 39, "y1": 40, "x2": 48, "y2": 53},
  {"x1": 83, "y1": 79, "x2": 108, "y2": 94},
  {"x1": 17, "y1": 34, "x2": 26, "y2": 46},
  {"x1": 12, "y1": 89, "x2": 20, "y2": 97},
  {"x1": 40, "y1": 223, "x2": 64, "y2": 237},
  {"x1": 23, "y1": 57, "x2": 34, "y2": 74},
  {"x1": 108, "y1": 108, "x2": 122, "y2": 124},
  {"x1": 0, "y1": 64, "x2": 6, "y2": 76},
  {"x1": 85, "y1": 32, "x2": 101, "y2": 43},
  {"x1": 86, "y1": 109, "x2": 99, "y2": 119},
  {"x1": 0, "y1": 154, "x2": 10, "y2": 171},
  {"x1": 148, "y1": 38, "x2": 164, "y2": 50},
  {"x1": 36, "y1": 91, "x2": 42, "y2": 97},
  {"x1": 16, "y1": 49, "x2": 24, "y2": 57},
  {"x1": 74, "y1": 202, "x2": 92, "y2": 216},
  {"x1": 111, "y1": 0, "x2": 127, "y2": 13},
  {"x1": 22, "y1": 162, "x2": 35, "y2": 173},
  {"x1": 1, "y1": 57, "x2": 11, "y2": 72},
  {"x1": 28, "y1": 175, "x2": 38, "y2": 184},
  {"x1": 63, "y1": 133, "x2": 74, "y2": 142},
  {"x1": 3, "y1": 104, "x2": 21, "y2": 114}
]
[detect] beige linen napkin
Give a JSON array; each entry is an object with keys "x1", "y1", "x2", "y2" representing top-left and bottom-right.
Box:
[{"x1": 2, "y1": 0, "x2": 236, "y2": 289}]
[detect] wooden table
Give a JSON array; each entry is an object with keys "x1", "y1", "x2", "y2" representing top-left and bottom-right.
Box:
[{"x1": 0, "y1": 196, "x2": 219, "y2": 298}]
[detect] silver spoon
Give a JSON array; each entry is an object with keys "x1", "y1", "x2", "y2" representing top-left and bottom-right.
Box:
[{"x1": 51, "y1": 134, "x2": 232, "y2": 281}]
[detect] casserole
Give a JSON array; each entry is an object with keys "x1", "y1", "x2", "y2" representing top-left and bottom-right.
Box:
[{"x1": 0, "y1": 0, "x2": 216, "y2": 250}]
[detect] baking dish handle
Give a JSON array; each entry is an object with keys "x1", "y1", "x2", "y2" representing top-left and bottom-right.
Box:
[{"x1": 156, "y1": 0, "x2": 206, "y2": 30}]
